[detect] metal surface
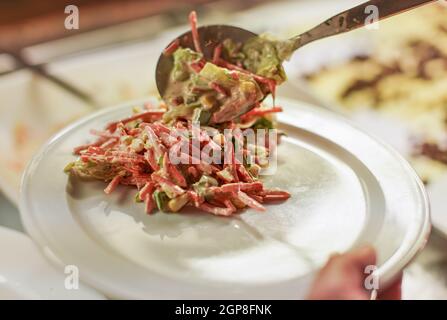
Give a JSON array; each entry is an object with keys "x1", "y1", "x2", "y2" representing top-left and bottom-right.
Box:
[
  {"x1": 19, "y1": 97, "x2": 430, "y2": 299},
  {"x1": 292, "y1": 0, "x2": 436, "y2": 49},
  {"x1": 155, "y1": 0, "x2": 435, "y2": 105}
]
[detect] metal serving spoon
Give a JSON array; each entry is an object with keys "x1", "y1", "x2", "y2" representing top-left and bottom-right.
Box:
[{"x1": 156, "y1": 0, "x2": 435, "y2": 110}]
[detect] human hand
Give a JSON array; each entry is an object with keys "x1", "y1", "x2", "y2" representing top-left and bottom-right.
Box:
[{"x1": 307, "y1": 246, "x2": 402, "y2": 300}]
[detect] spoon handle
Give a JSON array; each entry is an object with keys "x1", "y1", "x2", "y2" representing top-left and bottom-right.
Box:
[{"x1": 293, "y1": 0, "x2": 436, "y2": 49}]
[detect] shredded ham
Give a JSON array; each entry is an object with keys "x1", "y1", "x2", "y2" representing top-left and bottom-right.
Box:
[
  {"x1": 67, "y1": 11, "x2": 291, "y2": 217},
  {"x1": 104, "y1": 176, "x2": 121, "y2": 194},
  {"x1": 240, "y1": 106, "x2": 283, "y2": 121},
  {"x1": 212, "y1": 44, "x2": 223, "y2": 65},
  {"x1": 163, "y1": 39, "x2": 180, "y2": 56},
  {"x1": 68, "y1": 106, "x2": 290, "y2": 216},
  {"x1": 189, "y1": 11, "x2": 202, "y2": 54}
]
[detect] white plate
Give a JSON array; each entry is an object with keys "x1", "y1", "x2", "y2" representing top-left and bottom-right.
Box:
[
  {"x1": 19, "y1": 97, "x2": 430, "y2": 299},
  {"x1": 0, "y1": 226, "x2": 105, "y2": 299}
]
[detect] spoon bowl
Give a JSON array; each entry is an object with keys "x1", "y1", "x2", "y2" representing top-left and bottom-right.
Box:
[
  {"x1": 155, "y1": 0, "x2": 435, "y2": 100},
  {"x1": 156, "y1": 25, "x2": 256, "y2": 98}
]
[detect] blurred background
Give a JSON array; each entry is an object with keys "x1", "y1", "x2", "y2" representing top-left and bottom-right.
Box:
[{"x1": 1, "y1": 0, "x2": 447, "y2": 299}]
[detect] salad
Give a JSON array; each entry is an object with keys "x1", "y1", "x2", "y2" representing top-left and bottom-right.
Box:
[
  {"x1": 163, "y1": 12, "x2": 295, "y2": 126},
  {"x1": 65, "y1": 12, "x2": 292, "y2": 216}
]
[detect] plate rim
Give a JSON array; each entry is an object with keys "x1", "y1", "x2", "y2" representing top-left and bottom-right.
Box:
[
  {"x1": 19, "y1": 96, "x2": 431, "y2": 299},
  {"x1": 284, "y1": 23, "x2": 443, "y2": 236}
]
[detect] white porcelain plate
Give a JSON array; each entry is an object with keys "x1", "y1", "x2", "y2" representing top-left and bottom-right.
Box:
[
  {"x1": 19, "y1": 97, "x2": 430, "y2": 299},
  {"x1": 0, "y1": 226, "x2": 104, "y2": 299}
]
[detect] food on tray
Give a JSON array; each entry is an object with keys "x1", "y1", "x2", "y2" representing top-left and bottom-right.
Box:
[
  {"x1": 302, "y1": 4, "x2": 447, "y2": 183},
  {"x1": 65, "y1": 12, "x2": 291, "y2": 216}
]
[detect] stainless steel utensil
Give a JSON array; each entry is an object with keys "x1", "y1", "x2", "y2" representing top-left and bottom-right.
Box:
[{"x1": 156, "y1": 0, "x2": 436, "y2": 113}]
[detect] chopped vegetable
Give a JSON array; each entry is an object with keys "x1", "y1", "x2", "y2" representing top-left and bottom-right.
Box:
[
  {"x1": 65, "y1": 11, "x2": 291, "y2": 217},
  {"x1": 104, "y1": 176, "x2": 121, "y2": 194},
  {"x1": 153, "y1": 190, "x2": 170, "y2": 212},
  {"x1": 162, "y1": 11, "x2": 293, "y2": 126},
  {"x1": 239, "y1": 36, "x2": 295, "y2": 84}
]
